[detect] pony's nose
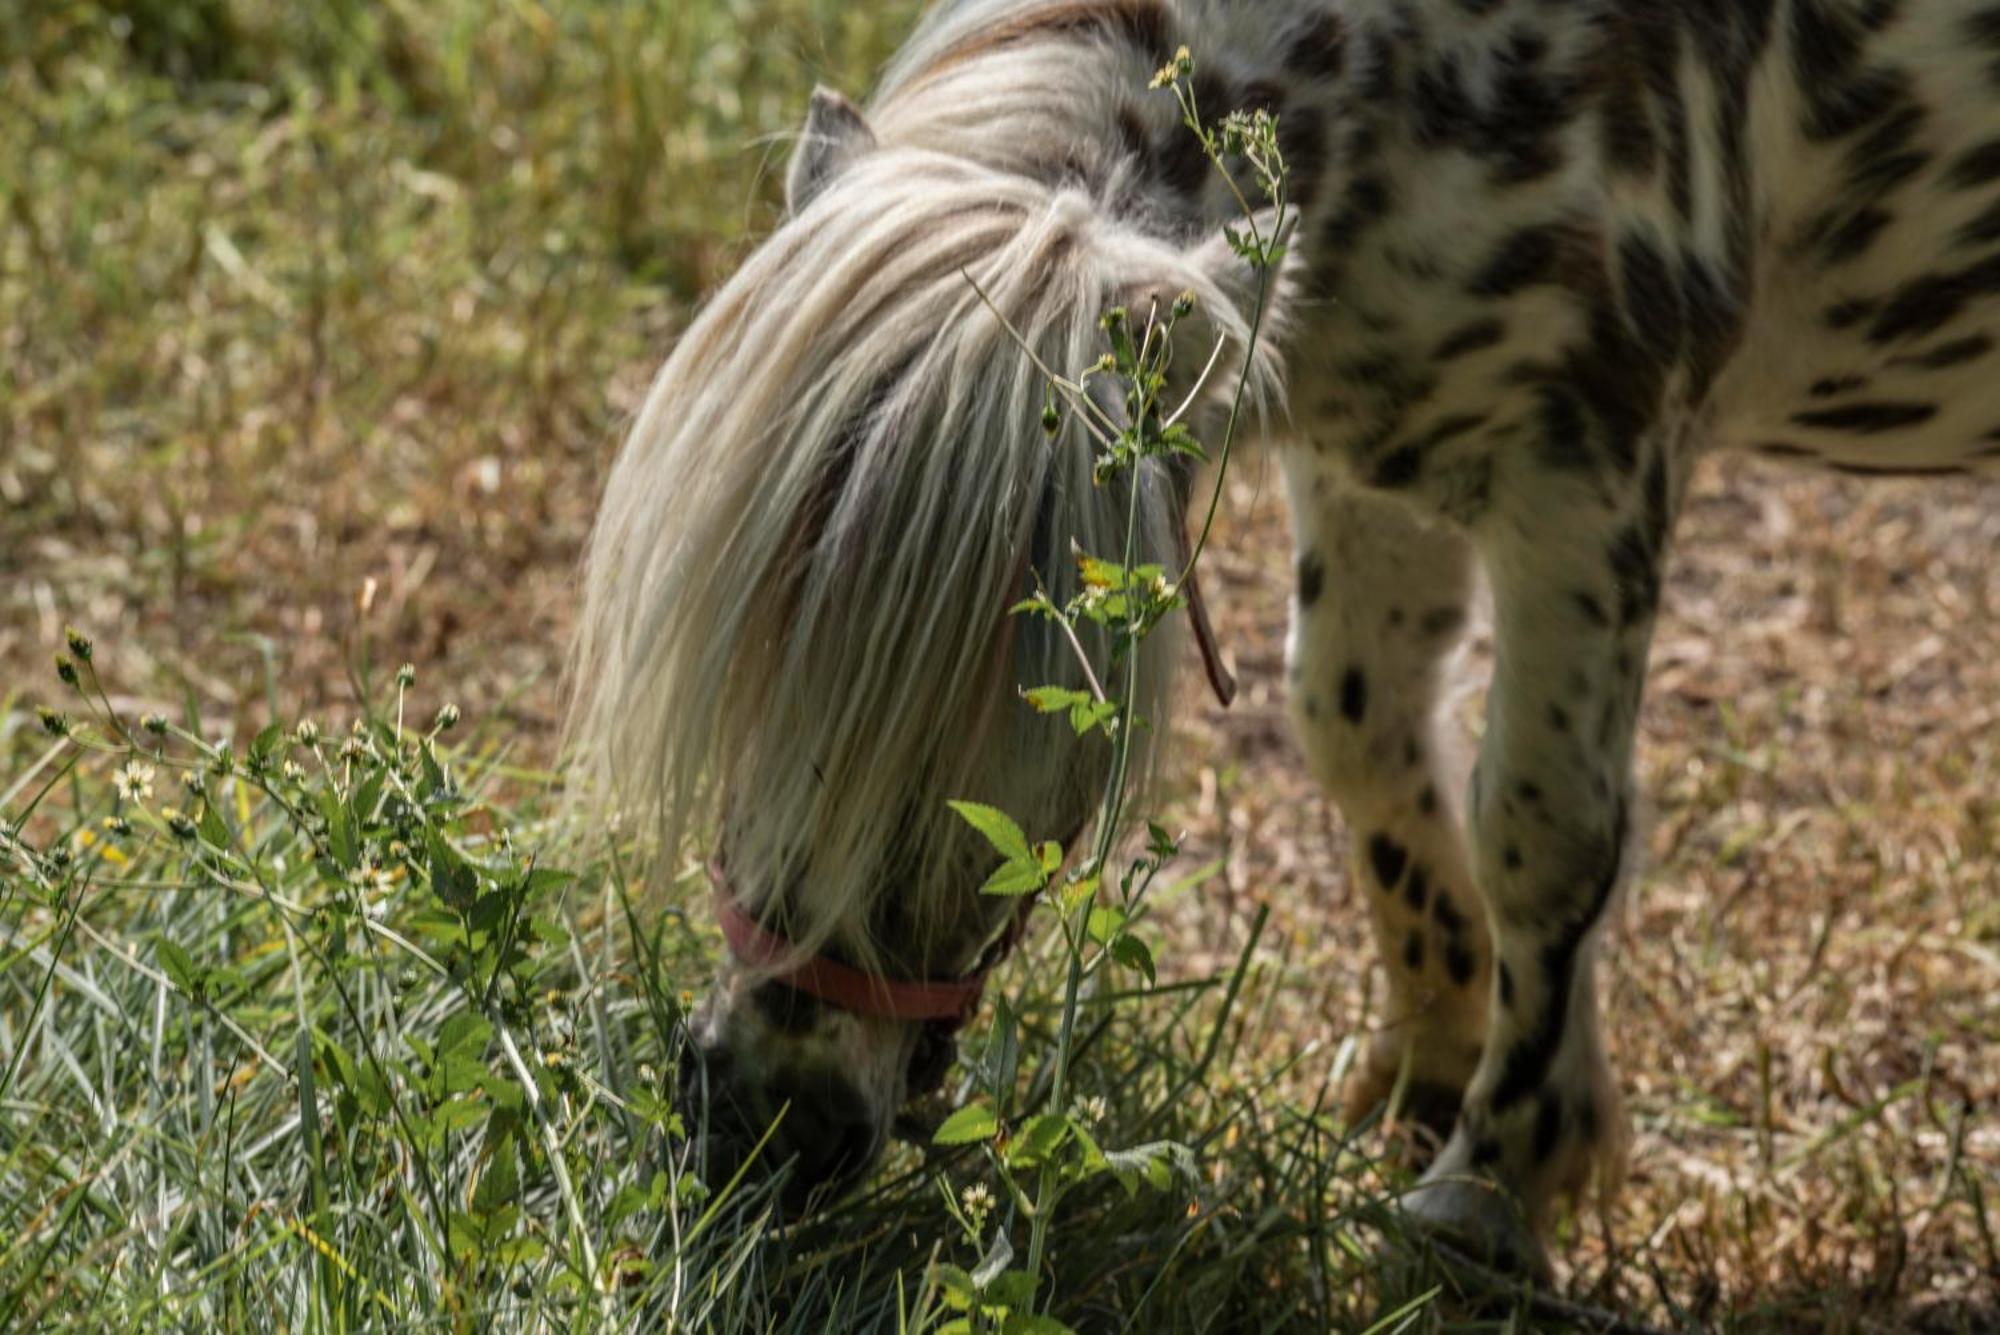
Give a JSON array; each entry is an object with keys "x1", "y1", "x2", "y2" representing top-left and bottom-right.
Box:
[
  {"x1": 676, "y1": 1044, "x2": 880, "y2": 1207},
  {"x1": 771, "y1": 1076, "x2": 879, "y2": 1193}
]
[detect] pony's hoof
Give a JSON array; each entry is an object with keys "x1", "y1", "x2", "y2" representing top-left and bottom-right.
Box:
[{"x1": 1397, "y1": 1174, "x2": 1551, "y2": 1284}]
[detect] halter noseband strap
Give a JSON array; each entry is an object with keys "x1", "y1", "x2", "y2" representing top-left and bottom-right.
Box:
[{"x1": 709, "y1": 858, "x2": 1018, "y2": 1027}]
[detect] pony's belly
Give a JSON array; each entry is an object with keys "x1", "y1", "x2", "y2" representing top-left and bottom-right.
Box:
[
  {"x1": 1712, "y1": 296, "x2": 2000, "y2": 473},
  {"x1": 1704, "y1": 1, "x2": 2000, "y2": 475}
]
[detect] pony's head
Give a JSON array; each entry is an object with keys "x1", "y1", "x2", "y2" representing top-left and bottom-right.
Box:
[{"x1": 570, "y1": 78, "x2": 1287, "y2": 1207}]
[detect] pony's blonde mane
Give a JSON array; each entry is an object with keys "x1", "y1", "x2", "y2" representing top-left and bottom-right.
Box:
[{"x1": 571, "y1": 47, "x2": 1279, "y2": 974}]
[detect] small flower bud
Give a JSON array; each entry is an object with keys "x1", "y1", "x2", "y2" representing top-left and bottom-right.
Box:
[
  {"x1": 64, "y1": 626, "x2": 92, "y2": 662},
  {"x1": 165, "y1": 809, "x2": 198, "y2": 841},
  {"x1": 294, "y1": 719, "x2": 320, "y2": 747},
  {"x1": 395, "y1": 663, "x2": 416, "y2": 688},
  {"x1": 142, "y1": 713, "x2": 169, "y2": 735},
  {"x1": 54, "y1": 656, "x2": 78, "y2": 687},
  {"x1": 433, "y1": 703, "x2": 460, "y2": 731},
  {"x1": 1172, "y1": 290, "x2": 1197, "y2": 320},
  {"x1": 1041, "y1": 403, "x2": 1061, "y2": 436},
  {"x1": 37, "y1": 707, "x2": 69, "y2": 737}
]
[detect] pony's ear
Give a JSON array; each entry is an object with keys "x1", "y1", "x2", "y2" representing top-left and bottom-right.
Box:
[{"x1": 787, "y1": 86, "x2": 878, "y2": 215}]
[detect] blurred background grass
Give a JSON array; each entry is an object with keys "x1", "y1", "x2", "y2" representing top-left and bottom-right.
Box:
[{"x1": 3, "y1": 0, "x2": 921, "y2": 733}]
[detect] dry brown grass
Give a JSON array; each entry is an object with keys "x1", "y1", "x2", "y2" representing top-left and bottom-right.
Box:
[{"x1": 1164, "y1": 453, "x2": 2000, "y2": 1330}]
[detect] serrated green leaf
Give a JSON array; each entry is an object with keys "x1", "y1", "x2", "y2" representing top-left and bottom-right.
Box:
[
  {"x1": 352, "y1": 1058, "x2": 393, "y2": 1117},
  {"x1": 471, "y1": 1137, "x2": 519, "y2": 1214},
  {"x1": 433, "y1": 1094, "x2": 488, "y2": 1136},
  {"x1": 467, "y1": 889, "x2": 509, "y2": 934},
  {"x1": 526, "y1": 914, "x2": 569, "y2": 946},
  {"x1": 439, "y1": 1052, "x2": 488, "y2": 1095},
  {"x1": 521, "y1": 866, "x2": 575, "y2": 896},
  {"x1": 1069, "y1": 699, "x2": 1118, "y2": 736},
  {"x1": 419, "y1": 742, "x2": 447, "y2": 798},
  {"x1": 403, "y1": 908, "x2": 468, "y2": 948},
  {"x1": 426, "y1": 828, "x2": 476, "y2": 905},
  {"x1": 315, "y1": 1030, "x2": 358, "y2": 1091},
  {"x1": 1022, "y1": 686, "x2": 1090, "y2": 715},
  {"x1": 445, "y1": 1209, "x2": 482, "y2": 1260},
  {"x1": 932, "y1": 1102, "x2": 999, "y2": 1146},
  {"x1": 438, "y1": 1010, "x2": 493, "y2": 1060},
  {"x1": 987, "y1": 1270, "x2": 1036, "y2": 1309},
  {"x1": 1005, "y1": 1113, "x2": 1071, "y2": 1168},
  {"x1": 933, "y1": 1263, "x2": 977, "y2": 1303},
  {"x1": 352, "y1": 767, "x2": 386, "y2": 825},
  {"x1": 1069, "y1": 1119, "x2": 1106, "y2": 1176},
  {"x1": 946, "y1": 801, "x2": 1031, "y2": 865},
  {"x1": 156, "y1": 939, "x2": 199, "y2": 994},
  {"x1": 250, "y1": 723, "x2": 284, "y2": 765},
  {"x1": 197, "y1": 801, "x2": 229, "y2": 852},
  {"x1": 315, "y1": 788, "x2": 354, "y2": 868},
  {"x1": 979, "y1": 858, "x2": 1047, "y2": 898},
  {"x1": 1159, "y1": 422, "x2": 1207, "y2": 461},
  {"x1": 1111, "y1": 933, "x2": 1156, "y2": 985}
]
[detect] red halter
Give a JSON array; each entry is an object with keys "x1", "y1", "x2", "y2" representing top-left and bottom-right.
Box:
[{"x1": 709, "y1": 859, "x2": 1013, "y2": 1027}]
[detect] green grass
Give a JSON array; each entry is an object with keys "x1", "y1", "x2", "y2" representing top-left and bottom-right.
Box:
[{"x1": 0, "y1": 644, "x2": 1474, "y2": 1330}]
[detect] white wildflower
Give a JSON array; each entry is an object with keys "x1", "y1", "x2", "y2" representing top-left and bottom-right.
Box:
[{"x1": 113, "y1": 761, "x2": 156, "y2": 804}]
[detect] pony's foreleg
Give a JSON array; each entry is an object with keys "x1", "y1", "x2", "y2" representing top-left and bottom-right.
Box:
[
  {"x1": 1281, "y1": 463, "x2": 1490, "y2": 1139},
  {"x1": 1404, "y1": 470, "x2": 1672, "y2": 1274}
]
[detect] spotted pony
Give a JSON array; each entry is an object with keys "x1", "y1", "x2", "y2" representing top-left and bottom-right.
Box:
[{"x1": 572, "y1": 0, "x2": 2000, "y2": 1275}]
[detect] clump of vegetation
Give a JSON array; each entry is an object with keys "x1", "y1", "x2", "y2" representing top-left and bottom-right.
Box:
[
  {"x1": 0, "y1": 620, "x2": 1415, "y2": 1331},
  {"x1": 920, "y1": 48, "x2": 1313, "y2": 1328}
]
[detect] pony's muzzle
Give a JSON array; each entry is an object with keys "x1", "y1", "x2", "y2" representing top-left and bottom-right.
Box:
[{"x1": 676, "y1": 1040, "x2": 884, "y2": 1211}]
